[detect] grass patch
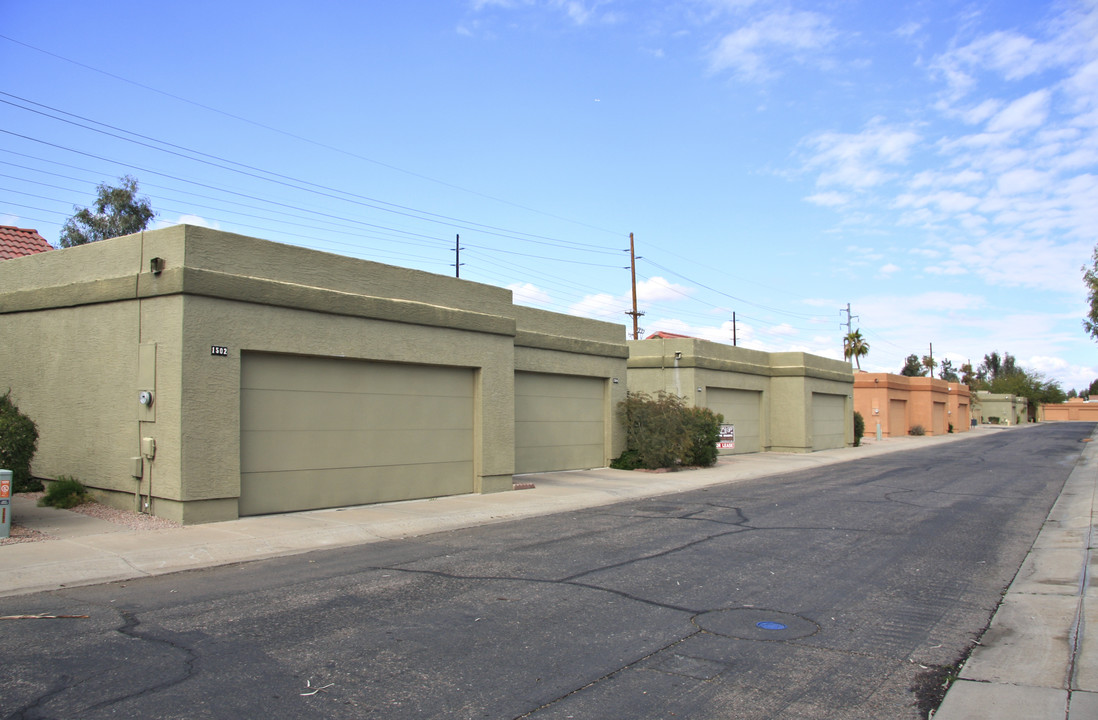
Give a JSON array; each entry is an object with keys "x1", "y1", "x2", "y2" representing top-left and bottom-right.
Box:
[{"x1": 38, "y1": 476, "x2": 91, "y2": 509}]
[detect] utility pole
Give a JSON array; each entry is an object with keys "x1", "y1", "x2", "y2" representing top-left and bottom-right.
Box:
[
  {"x1": 452, "y1": 234, "x2": 464, "y2": 278},
  {"x1": 840, "y1": 303, "x2": 858, "y2": 360},
  {"x1": 624, "y1": 232, "x2": 644, "y2": 340},
  {"x1": 929, "y1": 342, "x2": 934, "y2": 376},
  {"x1": 841, "y1": 303, "x2": 858, "y2": 335},
  {"x1": 732, "y1": 312, "x2": 737, "y2": 347}
]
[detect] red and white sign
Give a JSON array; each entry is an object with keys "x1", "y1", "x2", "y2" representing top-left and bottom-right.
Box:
[{"x1": 717, "y1": 423, "x2": 735, "y2": 450}]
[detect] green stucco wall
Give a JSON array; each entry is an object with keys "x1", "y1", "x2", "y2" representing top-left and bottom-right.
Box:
[
  {"x1": 626, "y1": 339, "x2": 854, "y2": 454},
  {"x1": 0, "y1": 226, "x2": 627, "y2": 523}
]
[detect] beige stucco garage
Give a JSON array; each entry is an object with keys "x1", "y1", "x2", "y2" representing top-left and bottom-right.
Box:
[
  {"x1": 627, "y1": 336, "x2": 854, "y2": 453},
  {"x1": 0, "y1": 225, "x2": 627, "y2": 523}
]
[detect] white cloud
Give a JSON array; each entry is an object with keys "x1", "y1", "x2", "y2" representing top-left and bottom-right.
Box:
[
  {"x1": 1028, "y1": 355, "x2": 1096, "y2": 390},
  {"x1": 804, "y1": 191, "x2": 851, "y2": 207},
  {"x1": 508, "y1": 282, "x2": 552, "y2": 306},
  {"x1": 996, "y1": 168, "x2": 1050, "y2": 195},
  {"x1": 568, "y1": 292, "x2": 625, "y2": 321},
  {"x1": 802, "y1": 119, "x2": 921, "y2": 189},
  {"x1": 879, "y1": 263, "x2": 900, "y2": 277},
  {"x1": 985, "y1": 89, "x2": 1052, "y2": 135},
  {"x1": 895, "y1": 21, "x2": 922, "y2": 39},
  {"x1": 709, "y1": 10, "x2": 837, "y2": 81},
  {"x1": 637, "y1": 276, "x2": 692, "y2": 302},
  {"x1": 157, "y1": 214, "x2": 220, "y2": 230}
]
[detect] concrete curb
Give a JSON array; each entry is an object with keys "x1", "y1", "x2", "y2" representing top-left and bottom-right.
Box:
[
  {"x1": 0, "y1": 428, "x2": 1006, "y2": 600},
  {"x1": 933, "y1": 431, "x2": 1098, "y2": 719}
]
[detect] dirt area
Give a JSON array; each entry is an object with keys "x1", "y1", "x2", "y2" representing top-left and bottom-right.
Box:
[{"x1": 0, "y1": 492, "x2": 181, "y2": 545}]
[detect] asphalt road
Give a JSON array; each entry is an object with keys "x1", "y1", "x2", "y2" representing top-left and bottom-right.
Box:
[{"x1": 2, "y1": 423, "x2": 1093, "y2": 720}]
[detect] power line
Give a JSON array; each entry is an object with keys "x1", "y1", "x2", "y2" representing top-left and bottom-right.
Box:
[
  {"x1": 0, "y1": 35, "x2": 623, "y2": 238},
  {"x1": 0, "y1": 95, "x2": 624, "y2": 254}
]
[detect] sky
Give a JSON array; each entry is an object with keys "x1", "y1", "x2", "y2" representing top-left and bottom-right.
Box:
[{"x1": 2, "y1": 0, "x2": 1097, "y2": 390}]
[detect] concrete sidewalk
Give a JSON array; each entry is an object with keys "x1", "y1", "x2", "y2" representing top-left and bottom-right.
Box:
[
  {"x1": 1, "y1": 424, "x2": 1094, "y2": 719},
  {"x1": 933, "y1": 430, "x2": 1098, "y2": 719}
]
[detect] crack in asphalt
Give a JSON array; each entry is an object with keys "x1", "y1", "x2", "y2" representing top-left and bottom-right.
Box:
[
  {"x1": 367, "y1": 505, "x2": 894, "y2": 718},
  {"x1": 3, "y1": 674, "x2": 80, "y2": 720},
  {"x1": 6, "y1": 608, "x2": 200, "y2": 719},
  {"x1": 82, "y1": 610, "x2": 200, "y2": 712},
  {"x1": 509, "y1": 631, "x2": 704, "y2": 719}
]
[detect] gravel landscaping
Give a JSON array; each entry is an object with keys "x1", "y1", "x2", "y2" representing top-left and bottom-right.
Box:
[{"x1": 1, "y1": 492, "x2": 181, "y2": 545}]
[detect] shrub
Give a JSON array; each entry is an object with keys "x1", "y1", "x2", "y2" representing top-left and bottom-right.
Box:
[
  {"x1": 609, "y1": 449, "x2": 642, "y2": 470},
  {"x1": 682, "y1": 406, "x2": 723, "y2": 467},
  {"x1": 910, "y1": 424, "x2": 926, "y2": 436},
  {"x1": 948, "y1": 422, "x2": 954, "y2": 434},
  {"x1": 987, "y1": 416, "x2": 999, "y2": 425},
  {"x1": 853, "y1": 411, "x2": 865, "y2": 447},
  {"x1": 38, "y1": 476, "x2": 90, "y2": 509},
  {"x1": 0, "y1": 390, "x2": 41, "y2": 492},
  {"x1": 616, "y1": 391, "x2": 690, "y2": 470},
  {"x1": 613, "y1": 391, "x2": 723, "y2": 470}
]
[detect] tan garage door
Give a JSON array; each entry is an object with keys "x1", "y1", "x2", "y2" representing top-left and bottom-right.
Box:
[
  {"x1": 707, "y1": 388, "x2": 763, "y2": 454},
  {"x1": 812, "y1": 393, "x2": 847, "y2": 450},
  {"x1": 515, "y1": 372, "x2": 605, "y2": 474},
  {"x1": 889, "y1": 399, "x2": 907, "y2": 437},
  {"x1": 932, "y1": 401, "x2": 947, "y2": 435},
  {"x1": 240, "y1": 353, "x2": 474, "y2": 516}
]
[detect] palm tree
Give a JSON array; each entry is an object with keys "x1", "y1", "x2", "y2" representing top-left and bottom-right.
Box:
[{"x1": 843, "y1": 330, "x2": 870, "y2": 371}]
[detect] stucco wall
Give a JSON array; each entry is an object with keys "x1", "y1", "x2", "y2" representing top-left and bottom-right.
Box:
[
  {"x1": 974, "y1": 392, "x2": 1029, "y2": 425},
  {"x1": 853, "y1": 373, "x2": 971, "y2": 437},
  {"x1": 1042, "y1": 398, "x2": 1098, "y2": 421},
  {"x1": 0, "y1": 226, "x2": 628, "y2": 523},
  {"x1": 626, "y1": 339, "x2": 853, "y2": 453},
  {"x1": 512, "y1": 305, "x2": 628, "y2": 465}
]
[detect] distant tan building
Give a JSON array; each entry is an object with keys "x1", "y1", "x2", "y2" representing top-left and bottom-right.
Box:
[
  {"x1": 1041, "y1": 397, "x2": 1098, "y2": 422},
  {"x1": 853, "y1": 373, "x2": 971, "y2": 437},
  {"x1": 627, "y1": 335, "x2": 854, "y2": 453},
  {"x1": 973, "y1": 391, "x2": 1029, "y2": 425},
  {"x1": 0, "y1": 226, "x2": 628, "y2": 523}
]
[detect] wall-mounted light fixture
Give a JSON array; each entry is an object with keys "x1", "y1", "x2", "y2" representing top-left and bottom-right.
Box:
[
  {"x1": 674, "y1": 351, "x2": 683, "y2": 359},
  {"x1": 150, "y1": 257, "x2": 165, "y2": 275}
]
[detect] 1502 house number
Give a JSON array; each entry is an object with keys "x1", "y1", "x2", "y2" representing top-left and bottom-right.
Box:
[{"x1": 211, "y1": 346, "x2": 229, "y2": 356}]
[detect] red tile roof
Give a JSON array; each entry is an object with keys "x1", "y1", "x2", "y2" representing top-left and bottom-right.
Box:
[
  {"x1": 645, "y1": 331, "x2": 695, "y2": 339},
  {"x1": 0, "y1": 225, "x2": 53, "y2": 260}
]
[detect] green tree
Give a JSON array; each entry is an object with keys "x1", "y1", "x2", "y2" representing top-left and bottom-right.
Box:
[
  {"x1": 939, "y1": 358, "x2": 960, "y2": 383},
  {"x1": 843, "y1": 330, "x2": 870, "y2": 370},
  {"x1": 900, "y1": 354, "x2": 925, "y2": 377},
  {"x1": 960, "y1": 362, "x2": 976, "y2": 386},
  {"x1": 59, "y1": 175, "x2": 155, "y2": 247},
  {"x1": 1084, "y1": 245, "x2": 1098, "y2": 341},
  {"x1": 921, "y1": 354, "x2": 938, "y2": 377}
]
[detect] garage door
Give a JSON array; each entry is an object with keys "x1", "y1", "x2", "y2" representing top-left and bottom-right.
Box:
[
  {"x1": 812, "y1": 393, "x2": 847, "y2": 450},
  {"x1": 932, "y1": 402, "x2": 947, "y2": 435},
  {"x1": 707, "y1": 388, "x2": 763, "y2": 454},
  {"x1": 889, "y1": 399, "x2": 907, "y2": 437},
  {"x1": 240, "y1": 353, "x2": 474, "y2": 516},
  {"x1": 515, "y1": 372, "x2": 605, "y2": 474}
]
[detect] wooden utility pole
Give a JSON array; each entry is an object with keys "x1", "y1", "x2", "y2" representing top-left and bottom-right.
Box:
[
  {"x1": 625, "y1": 232, "x2": 644, "y2": 340},
  {"x1": 732, "y1": 312, "x2": 737, "y2": 347}
]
